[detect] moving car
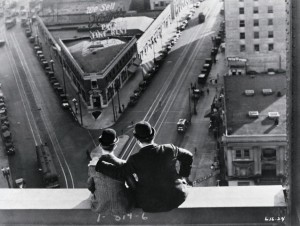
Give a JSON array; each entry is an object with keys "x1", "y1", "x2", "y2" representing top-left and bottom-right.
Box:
[{"x1": 177, "y1": 119, "x2": 189, "y2": 133}]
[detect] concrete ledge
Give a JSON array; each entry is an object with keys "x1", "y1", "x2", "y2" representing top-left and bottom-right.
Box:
[{"x1": 0, "y1": 186, "x2": 287, "y2": 225}]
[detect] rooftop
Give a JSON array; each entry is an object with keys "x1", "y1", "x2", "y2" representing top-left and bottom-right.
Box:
[
  {"x1": 111, "y1": 17, "x2": 154, "y2": 33},
  {"x1": 0, "y1": 186, "x2": 286, "y2": 225},
  {"x1": 224, "y1": 74, "x2": 287, "y2": 136},
  {"x1": 64, "y1": 38, "x2": 127, "y2": 73}
]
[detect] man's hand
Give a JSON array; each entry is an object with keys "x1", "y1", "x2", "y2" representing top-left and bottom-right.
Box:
[{"x1": 183, "y1": 177, "x2": 193, "y2": 186}]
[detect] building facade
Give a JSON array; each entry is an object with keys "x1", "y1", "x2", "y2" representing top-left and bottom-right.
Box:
[
  {"x1": 224, "y1": 0, "x2": 287, "y2": 73},
  {"x1": 221, "y1": 74, "x2": 287, "y2": 185}
]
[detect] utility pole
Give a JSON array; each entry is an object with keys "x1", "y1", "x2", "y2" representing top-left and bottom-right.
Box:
[
  {"x1": 188, "y1": 88, "x2": 192, "y2": 121},
  {"x1": 77, "y1": 92, "x2": 83, "y2": 126},
  {"x1": 1, "y1": 167, "x2": 11, "y2": 188},
  {"x1": 111, "y1": 96, "x2": 116, "y2": 122}
]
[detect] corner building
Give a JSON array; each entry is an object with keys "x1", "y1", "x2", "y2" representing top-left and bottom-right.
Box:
[
  {"x1": 224, "y1": 0, "x2": 287, "y2": 73},
  {"x1": 221, "y1": 74, "x2": 287, "y2": 186}
]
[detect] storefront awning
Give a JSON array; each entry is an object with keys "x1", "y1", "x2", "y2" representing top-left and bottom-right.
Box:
[
  {"x1": 128, "y1": 65, "x2": 138, "y2": 74},
  {"x1": 133, "y1": 58, "x2": 142, "y2": 66}
]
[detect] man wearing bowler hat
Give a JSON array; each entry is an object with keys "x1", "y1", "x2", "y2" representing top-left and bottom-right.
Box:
[
  {"x1": 87, "y1": 128, "x2": 134, "y2": 214},
  {"x1": 96, "y1": 121, "x2": 193, "y2": 213}
]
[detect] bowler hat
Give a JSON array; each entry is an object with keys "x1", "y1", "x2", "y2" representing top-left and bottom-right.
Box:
[
  {"x1": 133, "y1": 121, "x2": 155, "y2": 142},
  {"x1": 98, "y1": 129, "x2": 119, "y2": 147}
]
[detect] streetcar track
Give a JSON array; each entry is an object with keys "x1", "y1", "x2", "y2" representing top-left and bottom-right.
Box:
[
  {"x1": 9, "y1": 31, "x2": 74, "y2": 188},
  {"x1": 121, "y1": 1, "x2": 220, "y2": 159}
]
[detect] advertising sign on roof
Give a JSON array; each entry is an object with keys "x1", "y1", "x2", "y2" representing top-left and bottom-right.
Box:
[{"x1": 86, "y1": 2, "x2": 116, "y2": 14}]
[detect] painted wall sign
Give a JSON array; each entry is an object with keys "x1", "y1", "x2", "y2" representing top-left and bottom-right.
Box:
[{"x1": 86, "y1": 3, "x2": 116, "y2": 14}]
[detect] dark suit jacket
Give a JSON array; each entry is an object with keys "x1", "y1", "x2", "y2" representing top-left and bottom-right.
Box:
[{"x1": 96, "y1": 144, "x2": 193, "y2": 212}]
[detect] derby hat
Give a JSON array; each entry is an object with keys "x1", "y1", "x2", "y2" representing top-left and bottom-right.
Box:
[
  {"x1": 133, "y1": 121, "x2": 155, "y2": 142},
  {"x1": 98, "y1": 129, "x2": 119, "y2": 147}
]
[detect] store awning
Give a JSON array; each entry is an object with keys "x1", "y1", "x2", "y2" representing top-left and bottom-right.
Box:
[
  {"x1": 133, "y1": 58, "x2": 142, "y2": 66},
  {"x1": 128, "y1": 65, "x2": 138, "y2": 74}
]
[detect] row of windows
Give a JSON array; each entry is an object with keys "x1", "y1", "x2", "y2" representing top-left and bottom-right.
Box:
[
  {"x1": 239, "y1": 6, "x2": 273, "y2": 14},
  {"x1": 240, "y1": 43, "x2": 274, "y2": 52},
  {"x1": 240, "y1": 19, "x2": 273, "y2": 27},
  {"x1": 240, "y1": 31, "x2": 273, "y2": 39},
  {"x1": 236, "y1": 149, "x2": 250, "y2": 159}
]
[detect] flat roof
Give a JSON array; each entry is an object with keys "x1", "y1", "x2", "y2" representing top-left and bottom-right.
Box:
[
  {"x1": 64, "y1": 38, "x2": 127, "y2": 73},
  {"x1": 224, "y1": 74, "x2": 287, "y2": 136},
  {"x1": 111, "y1": 16, "x2": 154, "y2": 33}
]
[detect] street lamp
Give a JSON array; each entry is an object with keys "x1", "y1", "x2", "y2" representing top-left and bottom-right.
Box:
[
  {"x1": 77, "y1": 92, "x2": 83, "y2": 126},
  {"x1": 62, "y1": 62, "x2": 67, "y2": 94},
  {"x1": 72, "y1": 98, "x2": 78, "y2": 114},
  {"x1": 1, "y1": 167, "x2": 11, "y2": 188},
  {"x1": 49, "y1": 59, "x2": 54, "y2": 71},
  {"x1": 188, "y1": 88, "x2": 192, "y2": 121}
]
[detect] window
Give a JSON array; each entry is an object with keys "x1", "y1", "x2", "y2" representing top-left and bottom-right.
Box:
[
  {"x1": 235, "y1": 149, "x2": 251, "y2": 159},
  {"x1": 239, "y1": 8, "x2": 244, "y2": 14},
  {"x1": 240, "y1": 20, "x2": 245, "y2": 27},
  {"x1": 240, "y1": 44, "x2": 246, "y2": 52},
  {"x1": 244, "y1": 149, "x2": 250, "y2": 158},
  {"x1": 268, "y1": 43, "x2": 274, "y2": 51},
  {"x1": 91, "y1": 80, "x2": 98, "y2": 89},
  {"x1": 253, "y1": 19, "x2": 259, "y2": 26},
  {"x1": 254, "y1": 31, "x2": 259, "y2": 39},
  {"x1": 268, "y1": 19, "x2": 273, "y2": 25},
  {"x1": 240, "y1": 32, "x2": 245, "y2": 39},
  {"x1": 239, "y1": 0, "x2": 244, "y2": 1},
  {"x1": 254, "y1": 44, "x2": 260, "y2": 51},
  {"x1": 236, "y1": 150, "x2": 242, "y2": 158},
  {"x1": 160, "y1": 1, "x2": 164, "y2": 6},
  {"x1": 268, "y1": 31, "x2": 274, "y2": 38},
  {"x1": 253, "y1": 7, "x2": 259, "y2": 14},
  {"x1": 154, "y1": 2, "x2": 159, "y2": 7},
  {"x1": 268, "y1": 6, "x2": 273, "y2": 13}
]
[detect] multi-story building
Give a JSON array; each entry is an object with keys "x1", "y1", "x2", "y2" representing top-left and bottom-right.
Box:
[
  {"x1": 224, "y1": 0, "x2": 286, "y2": 74},
  {"x1": 221, "y1": 74, "x2": 287, "y2": 185}
]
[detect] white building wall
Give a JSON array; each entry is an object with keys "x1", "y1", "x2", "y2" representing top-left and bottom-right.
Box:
[{"x1": 224, "y1": 0, "x2": 287, "y2": 73}]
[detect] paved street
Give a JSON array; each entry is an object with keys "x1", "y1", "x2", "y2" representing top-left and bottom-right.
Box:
[
  {"x1": 0, "y1": 2, "x2": 98, "y2": 188},
  {"x1": 0, "y1": 0, "x2": 225, "y2": 188},
  {"x1": 113, "y1": 0, "x2": 224, "y2": 186}
]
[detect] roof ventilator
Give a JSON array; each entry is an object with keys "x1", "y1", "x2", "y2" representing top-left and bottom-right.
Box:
[
  {"x1": 268, "y1": 112, "x2": 280, "y2": 119},
  {"x1": 248, "y1": 111, "x2": 259, "y2": 118},
  {"x1": 245, "y1": 90, "x2": 255, "y2": 96},
  {"x1": 262, "y1": 89, "x2": 273, "y2": 95}
]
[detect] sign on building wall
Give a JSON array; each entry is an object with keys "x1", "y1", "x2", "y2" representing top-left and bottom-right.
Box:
[{"x1": 89, "y1": 20, "x2": 127, "y2": 39}]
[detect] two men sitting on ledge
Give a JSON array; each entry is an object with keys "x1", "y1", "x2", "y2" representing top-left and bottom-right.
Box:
[{"x1": 88, "y1": 121, "x2": 194, "y2": 214}]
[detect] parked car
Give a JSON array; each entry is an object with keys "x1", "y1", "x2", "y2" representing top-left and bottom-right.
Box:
[
  {"x1": 139, "y1": 81, "x2": 148, "y2": 91},
  {"x1": 128, "y1": 95, "x2": 138, "y2": 107},
  {"x1": 134, "y1": 87, "x2": 142, "y2": 96},
  {"x1": 4, "y1": 141, "x2": 15, "y2": 155}
]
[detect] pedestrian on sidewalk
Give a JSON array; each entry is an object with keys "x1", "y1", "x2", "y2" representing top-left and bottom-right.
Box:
[{"x1": 207, "y1": 88, "x2": 209, "y2": 95}]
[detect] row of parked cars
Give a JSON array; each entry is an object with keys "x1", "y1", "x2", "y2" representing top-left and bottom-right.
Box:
[
  {"x1": 0, "y1": 93, "x2": 15, "y2": 155},
  {"x1": 128, "y1": 64, "x2": 160, "y2": 107},
  {"x1": 25, "y1": 26, "x2": 73, "y2": 118}
]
